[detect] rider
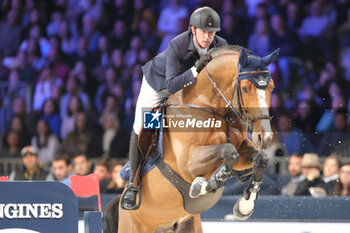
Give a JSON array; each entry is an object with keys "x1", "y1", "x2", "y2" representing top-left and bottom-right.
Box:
[{"x1": 121, "y1": 6, "x2": 227, "y2": 210}]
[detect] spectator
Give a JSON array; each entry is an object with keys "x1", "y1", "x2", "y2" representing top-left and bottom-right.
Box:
[
  {"x1": 0, "y1": 130, "x2": 21, "y2": 158},
  {"x1": 81, "y1": 14, "x2": 100, "y2": 53},
  {"x1": 157, "y1": 0, "x2": 188, "y2": 36},
  {"x1": 9, "y1": 146, "x2": 49, "y2": 181},
  {"x1": 73, "y1": 154, "x2": 93, "y2": 176},
  {"x1": 319, "y1": 108, "x2": 350, "y2": 156},
  {"x1": 87, "y1": 113, "x2": 129, "y2": 158},
  {"x1": 48, "y1": 153, "x2": 73, "y2": 187},
  {"x1": 295, "y1": 153, "x2": 327, "y2": 197},
  {"x1": 269, "y1": 13, "x2": 303, "y2": 90},
  {"x1": 322, "y1": 155, "x2": 341, "y2": 195},
  {"x1": 218, "y1": 14, "x2": 247, "y2": 47},
  {"x1": 41, "y1": 98, "x2": 61, "y2": 139},
  {"x1": 316, "y1": 95, "x2": 346, "y2": 133},
  {"x1": 68, "y1": 35, "x2": 94, "y2": 67},
  {"x1": 32, "y1": 65, "x2": 63, "y2": 111},
  {"x1": 31, "y1": 119, "x2": 60, "y2": 165},
  {"x1": 298, "y1": 0, "x2": 334, "y2": 63},
  {"x1": 277, "y1": 113, "x2": 315, "y2": 155},
  {"x1": 333, "y1": 163, "x2": 350, "y2": 196},
  {"x1": 93, "y1": 34, "x2": 110, "y2": 69},
  {"x1": 62, "y1": 112, "x2": 93, "y2": 155},
  {"x1": 104, "y1": 159, "x2": 127, "y2": 194},
  {"x1": 46, "y1": 36, "x2": 71, "y2": 84},
  {"x1": 0, "y1": 71, "x2": 32, "y2": 134},
  {"x1": 59, "y1": 76, "x2": 90, "y2": 119},
  {"x1": 281, "y1": 153, "x2": 304, "y2": 196},
  {"x1": 69, "y1": 60, "x2": 96, "y2": 101},
  {"x1": 285, "y1": 2, "x2": 303, "y2": 31},
  {"x1": 108, "y1": 20, "x2": 130, "y2": 51},
  {"x1": 94, "y1": 67, "x2": 118, "y2": 114},
  {"x1": 60, "y1": 95, "x2": 84, "y2": 139},
  {"x1": 0, "y1": 9, "x2": 21, "y2": 56},
  {"x1": 3, "y1": 115, "x2": 31, "y2": 149},
  {"x1": 14, "y1": 50, "x2": 38, "y2": 84},
  {"x1": 123, "y1": 35, "x2": 142, "y2": 68},
  {"x1": 98, "y1": 95, "x2": 120, "y2": 126},
  {"x1": 58, "y1": 20, "x2": 77, "y2": 55},
  {"x1": 19, "y1": 24, "x2": 50, "y2": 58},
  {"x1": 248, "y1": 18, "x2": 271, "y2": 57},
  {"x1": 5, "y1": 68, "x2": 32, "y2": 100},
  {"x1": 46, "y1": 10, "x2": 64, "y2": 37},
  {"x1": 94, "y1": 158, "x2": 111, "y2": 182},
  {"x1": 106, "y1": 0, "x2": 133, "y2": 30},
  {"x1": 24, "y1": 38, "x2": 45, "y2": 72},
  {"x1": 138, "y1": 19, "x2": 161, "y2": 56},
  {"x1": 93, "y1": 158, "x2": 112, "y2": 193}
]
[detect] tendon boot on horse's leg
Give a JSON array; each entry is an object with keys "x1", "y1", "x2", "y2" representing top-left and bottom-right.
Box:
[
  {"x1": 190, "y1": 144, "x2": 239, "y2": 198},
  {"x1": 233, "y1": 151, "x2": 269, "y2": 220},
  {"x1": 121, "y1": 131, "x2": 142, "y2": 210}
]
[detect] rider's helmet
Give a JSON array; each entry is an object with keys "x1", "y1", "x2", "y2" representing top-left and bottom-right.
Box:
[{"x1": 189, "y1": 6, "x2": 221, "y2": 32}]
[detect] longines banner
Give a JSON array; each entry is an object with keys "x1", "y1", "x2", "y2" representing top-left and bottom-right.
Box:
[{"x1": 0, "y1": 182, "x2": 78, "y2": 233}]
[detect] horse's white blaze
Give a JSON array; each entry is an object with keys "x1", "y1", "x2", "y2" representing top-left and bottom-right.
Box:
[{"x1": 256, "y1": 89, "x2": 272, "y2": 140}]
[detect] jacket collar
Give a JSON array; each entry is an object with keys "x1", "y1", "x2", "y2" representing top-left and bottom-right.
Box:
[{"x1": 187, "y1": 30, "x2": 218, "y2": 52}]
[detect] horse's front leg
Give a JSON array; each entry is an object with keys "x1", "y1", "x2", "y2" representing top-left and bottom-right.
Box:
[
  {"x1": 233, "y1": 149, "x2": 269, "y2": 220},
  {"x1": 187, "y1": 143, "x2": 239, "y2": 198}
]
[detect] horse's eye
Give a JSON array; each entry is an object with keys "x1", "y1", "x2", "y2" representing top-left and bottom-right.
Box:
[{"x1": 242, "y1": 87, "x2": 248, "y2": 93}]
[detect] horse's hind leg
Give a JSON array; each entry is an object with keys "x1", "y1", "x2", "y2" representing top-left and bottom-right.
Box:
[
  {"x1": 233, "y1": 150, "x2": 269, "y2": 220},
  {"x1": 189, "y1": 143, "x2": 239, "y2": 198}
]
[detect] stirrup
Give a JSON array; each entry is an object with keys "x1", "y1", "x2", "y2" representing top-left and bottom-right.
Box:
[{"x1": 120, "y1": 185, "x2": 142, "y2": 210}]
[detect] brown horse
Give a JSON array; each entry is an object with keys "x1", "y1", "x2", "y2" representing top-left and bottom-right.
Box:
[{"x1": 117, "y1": 46, "x2": 279, "y2": 233}]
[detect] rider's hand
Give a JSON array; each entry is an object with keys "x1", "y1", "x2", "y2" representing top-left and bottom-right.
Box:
[
  {"x1": 183, "y1": 50, "x2": 199, "y2": 67},
  {"x1": 195, "y1": 53, "x2": 211, "y2": 73}
]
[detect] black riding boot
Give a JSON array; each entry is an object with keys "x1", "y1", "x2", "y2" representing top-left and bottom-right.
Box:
[{"x1": 121, "y1": 131, "x2": 142, "y2": 210}]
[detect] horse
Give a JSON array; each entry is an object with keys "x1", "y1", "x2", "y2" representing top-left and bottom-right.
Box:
[{"x1": 116, "y1": 46, "x2": 279, "y2": 233}]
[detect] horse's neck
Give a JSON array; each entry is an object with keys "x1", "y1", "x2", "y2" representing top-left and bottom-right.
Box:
[{"x1": 169, "y1": 52, "x2": 239, "y2": 108}]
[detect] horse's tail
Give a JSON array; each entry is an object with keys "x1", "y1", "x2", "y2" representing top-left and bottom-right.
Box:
[{"x1": 103, "y1": 194, "x2": 121, "y2": 233}]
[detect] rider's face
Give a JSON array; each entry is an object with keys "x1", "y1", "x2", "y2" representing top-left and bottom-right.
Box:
[{"x1": 191, "y1": 27, "x2": 215, "y2": 49}]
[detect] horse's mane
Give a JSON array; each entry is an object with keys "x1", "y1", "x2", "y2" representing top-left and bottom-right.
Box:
[
  {"x1": 209, "y1": 45, "x2": 251, "y2": 57},
  {"x1": 196, "y1": 45, "x2": 252, "y2": 72}
]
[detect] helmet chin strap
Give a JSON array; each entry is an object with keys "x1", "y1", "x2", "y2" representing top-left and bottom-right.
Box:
[{"x1": 192, "y1": 28, "x2": 205, "y2": 49}]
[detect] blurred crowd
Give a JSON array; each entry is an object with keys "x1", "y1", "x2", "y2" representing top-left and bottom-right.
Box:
[{"x1": 0, "y1": 0, "x2": 350, "y2": 192}]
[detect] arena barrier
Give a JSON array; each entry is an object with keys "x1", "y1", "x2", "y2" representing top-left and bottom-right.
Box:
[
  {"x1": 0, "y1": 181, "x2": 102, "y2": 233},
  {"x1": 201, "y1": 195, "x2": 350, "y2": 221},
  {"x1": 99, "y1": 194, "x2": 350, "y2": 222}
]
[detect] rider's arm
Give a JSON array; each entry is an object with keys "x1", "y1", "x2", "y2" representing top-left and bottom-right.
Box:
[{"x1": 165, "y1": 42, "x2": 198, "y2": 94}]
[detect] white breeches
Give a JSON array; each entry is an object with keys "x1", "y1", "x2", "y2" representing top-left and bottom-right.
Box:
[{"x1": 133, "y1": 76, "x2": 170, "y2": 135}]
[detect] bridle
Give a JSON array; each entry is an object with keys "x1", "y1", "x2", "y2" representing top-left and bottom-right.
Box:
[{"x1": 166, "y1": 55, "x2": 273, "y2": 143}]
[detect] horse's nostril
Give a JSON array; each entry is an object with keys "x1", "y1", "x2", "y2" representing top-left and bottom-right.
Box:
[{"x1": 258, "y1": 134, "x2": 262, "y2": 142}]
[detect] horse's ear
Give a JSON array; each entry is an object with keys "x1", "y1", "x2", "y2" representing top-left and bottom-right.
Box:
[
  {"x1": 239, "y1": 48, "x2": 249, "y2": 68},
  {"x1": 261, "y1": 48, "x2": 280, "y2": 66}
]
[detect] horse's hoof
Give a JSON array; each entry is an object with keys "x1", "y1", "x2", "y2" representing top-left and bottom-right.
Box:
[
  {"x1": 233, "y1": 197, "x2": 254, "y2": 221},
  {"x1": 189, "y1": 177, "x2": 208, "y2": 198}
]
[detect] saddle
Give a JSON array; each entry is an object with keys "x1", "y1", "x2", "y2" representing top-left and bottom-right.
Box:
[{"x1": 138, "y1": 106, "x2": 162, "y2": 159}]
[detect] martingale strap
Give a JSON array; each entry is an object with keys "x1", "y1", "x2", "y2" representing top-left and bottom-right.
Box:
[{"x1": 155, "y1": 156, "x2": 224, "y2": 214}]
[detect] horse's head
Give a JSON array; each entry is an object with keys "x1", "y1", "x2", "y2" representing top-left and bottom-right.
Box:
[{"x1": 236, "y1": 48, "x2": 279, "y2": 150}]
